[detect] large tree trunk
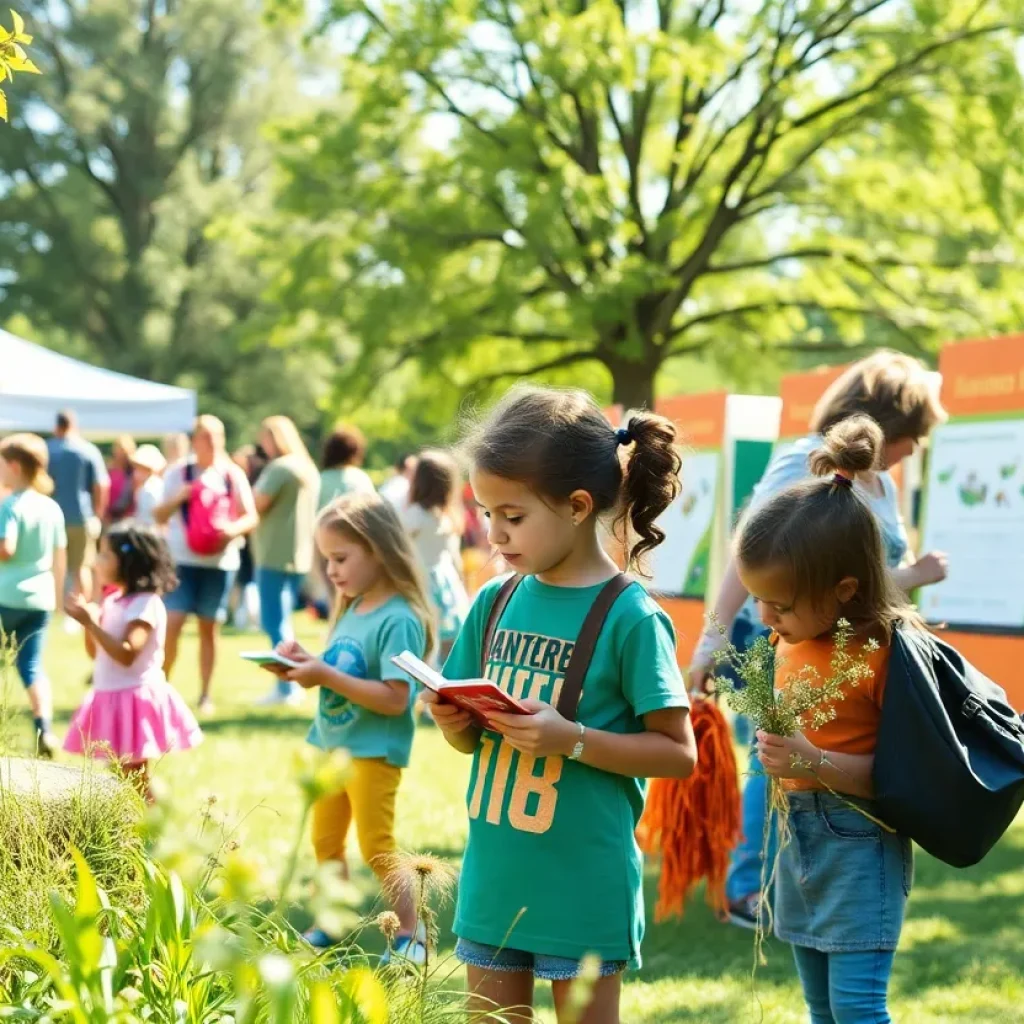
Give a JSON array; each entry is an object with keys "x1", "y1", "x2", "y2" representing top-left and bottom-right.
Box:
[{"x1": 607, "y1": 349, "x2": 660, "y2": 412}]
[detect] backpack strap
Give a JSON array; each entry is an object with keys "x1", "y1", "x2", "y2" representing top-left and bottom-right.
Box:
[
  {"x1": 480, "y1": 574, "x2": 523, "y2": 676},
  {"x1": 556, "y1": 573, "x2": 633, "y2": 721},
  {"x1": 181, "y1": 461, "x2": 196, "y2": 525}
]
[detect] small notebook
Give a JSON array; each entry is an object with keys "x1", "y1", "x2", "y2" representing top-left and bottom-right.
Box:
[
  {"x1": 391, "y1": 650, "x2": 532, "y2": 725},
  {"x1": 240, "y1": 651, "x2": 302, "y2": 669}
]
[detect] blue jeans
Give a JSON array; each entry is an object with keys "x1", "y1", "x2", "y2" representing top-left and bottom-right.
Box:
[
  {"x1": 792, "y1": 946, "x2": 895, "y2": 1024},
  {"x1": 726, "y1": 742, "x2": 779, "y2": 902},
  {"x1": 455, "y1": 938, "x2": 627, "y2": 981},
  {"x1": 0, "y1": 605, "x2": 50, "y2": 688},
  {"x1": 257, "y1": 569, "x2": 305, "y2": 697},
  {"x1": 164, "y1": 565, "x2": 231, "y2": 622},
  {"x1": 724, "y1": 616, "x2": 777, "y2": 904}
]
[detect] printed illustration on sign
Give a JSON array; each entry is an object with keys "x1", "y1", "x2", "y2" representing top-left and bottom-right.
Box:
[
  {"x1": 920, "y1": 419, "x2": 1024, "y2": 630},
  {"x1": 648, "y1": 451, "x2": 720, "y2": 598}
]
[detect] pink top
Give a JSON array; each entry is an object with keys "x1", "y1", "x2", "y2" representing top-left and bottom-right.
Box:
[{"x1": 93, "y1": 592, "x2": 167, "y2": 692}]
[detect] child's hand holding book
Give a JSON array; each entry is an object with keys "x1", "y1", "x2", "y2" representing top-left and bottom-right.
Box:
[
  {"x1": 391, "y1": 651, "x2": 532, "y2": 730},
  {"x1": 420, "y1": 687, "x2": 475, "y2": 737}
]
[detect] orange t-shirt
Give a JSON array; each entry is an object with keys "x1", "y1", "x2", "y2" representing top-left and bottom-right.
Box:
[{"x1": 774, "y1": 634, "x2": 890, "y2": 793}]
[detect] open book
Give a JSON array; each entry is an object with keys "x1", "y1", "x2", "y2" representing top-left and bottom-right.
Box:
[{"x1": 391, "y1": 651, "x2": 532, "y2": 725}]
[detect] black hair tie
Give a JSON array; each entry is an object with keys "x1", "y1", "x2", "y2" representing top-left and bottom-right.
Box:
[
  {"x1": 832, "y1": 473, "x2": 854, "y2": 489},
  {"x1": 616, "y1": 427, "x2": 633, "y2": 447}
]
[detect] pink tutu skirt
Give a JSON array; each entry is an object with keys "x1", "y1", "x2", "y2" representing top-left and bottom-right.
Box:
[{"x1": 63, "y1": 682, "x2": 203, "y2": 762}]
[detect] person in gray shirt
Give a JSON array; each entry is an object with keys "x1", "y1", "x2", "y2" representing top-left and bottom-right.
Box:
[{"x1": 46, "y1": 410, "x2": 109, "y2": 604}]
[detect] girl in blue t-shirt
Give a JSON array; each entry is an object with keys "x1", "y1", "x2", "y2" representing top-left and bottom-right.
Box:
[
  {"x1": 269, "y1": 493, "x2": 435, "y2": 961},
  {"x1": 423, "y1": 385, "x2": 697, "y2": 1024}
]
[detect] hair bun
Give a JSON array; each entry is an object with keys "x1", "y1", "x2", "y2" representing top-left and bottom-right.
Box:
[{"x1": 808, "y1": 414, "x2": 884, "y2": 479}]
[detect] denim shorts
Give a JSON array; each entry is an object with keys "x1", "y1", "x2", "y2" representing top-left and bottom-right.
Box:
[
  {"x1": 0, "y1": 605, "x2": 50, "y2": 688},
  {"x1": 163, "y1": 565, "x2": 231, "y2": 622},
  {"x1": 455, "y1": 938, "x2": 627, "y2": 981},
  {"x1": 776, "y1": 790, "x2": 913, "y2": 953}
]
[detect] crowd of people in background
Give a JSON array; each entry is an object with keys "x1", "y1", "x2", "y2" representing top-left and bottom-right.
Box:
[
  {"x1": 0, "y1": 351, "x2": 985, "y2": 1024},
  {"x1": 0, "y1": 407, "x2": 487, "y2": 742}
]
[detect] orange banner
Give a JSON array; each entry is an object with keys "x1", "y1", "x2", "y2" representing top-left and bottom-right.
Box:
[
  {"x1": 603, "y1": 404, "x2": 624, "y2": 427},
  {"x1": 655, "y1": 391, "x2": 727, "y2": 449},
  {"x1": 939, "y1": 334, "x2": 1024, "y2": 418},
  {"x1": 778, "y1": 364, "x2": 847, "y2": 439}
]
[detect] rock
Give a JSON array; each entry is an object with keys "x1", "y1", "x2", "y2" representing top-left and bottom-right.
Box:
[{"x1": 0, "y1": 755, "x2": 124, "y2": 801}]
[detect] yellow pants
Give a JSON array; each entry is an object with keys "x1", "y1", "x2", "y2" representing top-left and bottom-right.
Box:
[{"x1": 311, "y1": 757, "x2": 401, "y2": 880}]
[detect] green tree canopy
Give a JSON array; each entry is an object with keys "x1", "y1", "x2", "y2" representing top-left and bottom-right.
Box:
[
  {"x1": 0, "y1": 0, "x2": 330, "y2": 443},
  {"x1": 266, "y1": 0, "x2": 1024, "y2": 414}
]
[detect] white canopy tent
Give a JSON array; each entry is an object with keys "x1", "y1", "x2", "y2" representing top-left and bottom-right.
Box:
[{"x1": 0, "y1": 329, "x2": 197, "y2": 439}]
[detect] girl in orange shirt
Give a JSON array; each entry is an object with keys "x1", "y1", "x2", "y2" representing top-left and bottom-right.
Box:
[{"x1": 735, "y1": 415, "x2": 921, "y2": 1024}]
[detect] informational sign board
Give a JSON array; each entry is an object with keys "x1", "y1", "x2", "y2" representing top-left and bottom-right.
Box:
[
  {"x1": 919, "y1": 418, "x2": 1024, "y2": 629},
  {"x1": 649, "y1": 392, "x2": 726, "y2": 601},
  {"x1": 638, "y1": 392, "x2": 781, "y2": 664},
  {"x1": 649, "y1": 449, "x2": 720, "y2": 598},
  {"x1": 778, "y1": 364, "x2": 846, "y2": 440},
  {"x1": 918, "y1": 336, "x2": 1024, "y2": 634}
]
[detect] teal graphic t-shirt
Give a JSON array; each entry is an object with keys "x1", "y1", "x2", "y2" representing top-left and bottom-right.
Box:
[
  {"x1": 0, "y1": 490, "x2": 67, "y2": 611},
  {"x1": 307, "y1": 595, "x2": 426, "y2": 768},
  {"x1": 444, "y1": 574, "x2": 689, "y2": 966}
]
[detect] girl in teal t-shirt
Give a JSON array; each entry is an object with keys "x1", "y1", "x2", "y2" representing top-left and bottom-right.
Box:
[
  {"x1": 270, "y1": 493, "x2": 435, "y2": 962},
  {"x1": 0, "y1": 433, "x2": 67, "y2": 758},
  {"x1": 422, "y1": 385, "x2": 697, "y2": 1024}
]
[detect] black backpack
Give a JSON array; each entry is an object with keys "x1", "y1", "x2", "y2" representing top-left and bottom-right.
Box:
[{"x1": 873, "y1": 625, "x2": 1024, "y2": 867}]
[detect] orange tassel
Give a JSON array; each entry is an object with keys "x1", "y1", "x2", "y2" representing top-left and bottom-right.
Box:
[{"x1": 636, "y1": 700, "x2": 741, "y2": 922}]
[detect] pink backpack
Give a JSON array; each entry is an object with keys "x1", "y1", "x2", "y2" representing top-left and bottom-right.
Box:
[{"x1": 183, "y1": 462, "x2": 234, "y2": 556}]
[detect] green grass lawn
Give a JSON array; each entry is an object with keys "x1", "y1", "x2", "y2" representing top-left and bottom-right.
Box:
[{"x1": 11, "y1": 616, "x2": 1024, "y2": 1023}]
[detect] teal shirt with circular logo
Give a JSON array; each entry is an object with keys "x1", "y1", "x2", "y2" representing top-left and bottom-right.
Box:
[{"x1": 306, "y1": 595, "x2": 426, "y2": 768}]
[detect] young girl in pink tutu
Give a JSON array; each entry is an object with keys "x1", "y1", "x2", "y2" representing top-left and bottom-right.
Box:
[{"x1": 64, "y1": 522, "x2": 202, "y2": 800}]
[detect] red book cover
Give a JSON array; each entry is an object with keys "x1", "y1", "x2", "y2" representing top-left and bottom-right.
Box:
[{"x1": 391, "y1": 651, "x2": 532, "y2": 726}]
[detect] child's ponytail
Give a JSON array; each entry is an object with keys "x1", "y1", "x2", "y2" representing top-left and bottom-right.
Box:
[
  {"x1": 464, "y1": 384, "x2": 682, "y2": 574},
  {"x1": 616, "y1": 412, "x2": 682, "y2": 569},
  {"x1": 808, "y1": 415, "x2": 883, "y2": 481},
  {"x1": 737, "y1": 413, "x2": 917, "y2": 636}
]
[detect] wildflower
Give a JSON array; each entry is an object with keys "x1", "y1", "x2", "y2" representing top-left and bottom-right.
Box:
[
  {"x1": 383, "y1": 851, "x2": 458, "y2": 905},
  {"x1": 376, "y1": 910, "x2": 401, "y2": 941},
  {"x1": 0, "y1": 11, "x2": 42, "y2": 123},
  {"x1": 293, "y1": 748, "x2": 352, "y2": 804},
  {"x1": 258, "y1": 953, "x2": 293, "y2": 989}
]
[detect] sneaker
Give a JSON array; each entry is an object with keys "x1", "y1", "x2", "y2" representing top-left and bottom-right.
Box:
[
  {"x1": 727, "y1": 893, "x2": 765, "y2": 931},
  {"x1": 382, "y1": 935, "x2": 428, "y2": 967},
  {"x1": 197, "y1": 698, "x2": 215, "y2": 717},
  {"x1": 35, "y1": 729, "x2": 59, "y2": 760},
  {"x1": 254, "y1": 689, "x2": 304, "y2": 709},
  {"x1": 254, "y1": 692, "x2": 294, "y2": 708},
  {"x1": 303, "y1": 927, "x2": 340, "y2": 950}
]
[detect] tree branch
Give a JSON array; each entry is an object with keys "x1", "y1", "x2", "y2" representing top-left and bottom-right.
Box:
[
  {"x1": 468, "y1": 348, "x2": 597, "y2": 389},
  {"x1": 484, "y1": 329, "x2": 578, "y2": 344},
  {"x1": 701, "y1": 247, "x2": 1013, "y2": 276},
  {"x1": 667, "y1": 298, "x2": 918, "y2": 345},
  {"x1": 788, "y1": 22, "x2": 1011, "y2": 135}
]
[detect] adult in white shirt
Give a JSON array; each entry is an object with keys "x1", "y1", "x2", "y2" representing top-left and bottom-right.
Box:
[
  {"x1": 379, "y1": 453, "x2": 416, "y2": 510},
  {"x1": 129, "y1": 445, "x2": 167, "y2": 527},
  {"x1": 399, "y1": 450, "x2": 468, "y2": 662},
  {"x1": 154, "y1": 415, "x2": 258, "y2": 713}
]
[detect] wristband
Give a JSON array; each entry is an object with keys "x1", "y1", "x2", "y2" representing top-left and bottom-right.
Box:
[{"x1": 568, "y1": 722, "x2": 586, "y2": 761}]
